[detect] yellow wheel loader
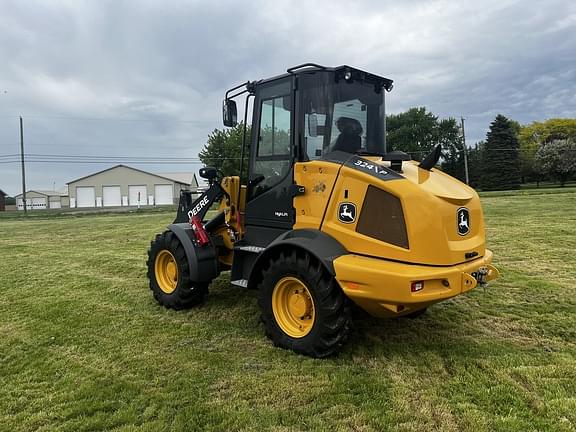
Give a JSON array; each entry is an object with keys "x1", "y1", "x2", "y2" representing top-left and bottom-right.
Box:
[{"x1": 147, "y1": 63, "x2": 499, "y2": 357}]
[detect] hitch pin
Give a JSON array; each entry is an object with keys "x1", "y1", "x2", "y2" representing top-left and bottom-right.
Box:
[{"x1": 477, "y1": 267, "x2": 489, "y2": 288}]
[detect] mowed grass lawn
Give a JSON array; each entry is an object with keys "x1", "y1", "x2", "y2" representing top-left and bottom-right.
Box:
[{"x1": 0, "y1": 190, "x2": 575, "y2": 432}]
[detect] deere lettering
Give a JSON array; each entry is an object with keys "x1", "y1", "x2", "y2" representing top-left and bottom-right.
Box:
[{"x1": 188, "y1": 196, "x2": 209, "y2": 219}]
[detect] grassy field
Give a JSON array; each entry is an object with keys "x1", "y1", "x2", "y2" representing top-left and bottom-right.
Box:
[{"x1": 0, "y1": 190, "x2": 575, "y2": 431}]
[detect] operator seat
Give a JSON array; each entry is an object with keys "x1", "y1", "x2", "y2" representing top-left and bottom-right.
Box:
[{"x1": 332, "y1": 117, "x2": 363, "y2": 153}]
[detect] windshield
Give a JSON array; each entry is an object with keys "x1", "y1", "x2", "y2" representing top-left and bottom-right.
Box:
[{"x1": 300, "y1": 72, "x2": 386, "y2": 159}]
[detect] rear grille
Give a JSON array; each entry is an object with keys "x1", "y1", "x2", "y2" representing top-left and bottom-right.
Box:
[{"x1": 356, "y1": 185, "x2": 409, "y2": 249}]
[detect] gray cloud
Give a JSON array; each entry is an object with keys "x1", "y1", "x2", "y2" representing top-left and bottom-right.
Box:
[{"x1": 1, "y1": 0, "x2": 575, "y2": 195}]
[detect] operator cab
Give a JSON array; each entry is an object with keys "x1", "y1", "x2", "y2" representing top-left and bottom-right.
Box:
[{"x1": 222, "y1": 64, "x2": 394, "y2": 232}]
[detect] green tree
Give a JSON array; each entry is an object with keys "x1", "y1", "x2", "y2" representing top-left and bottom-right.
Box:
[
  {"x1": 518, "y1": 118, "x2": 576, "y2": 184},
  {"x1": 467, "y1": 141, "x2": 486, "y2": 189},
  {"x1": 442, "y1": 149, "x2": 465, "y2": 181},
  {"x1": 387, "y1": 107, "x2": 461, "y2": 162},
  {"x1": 481, "y1": 114, "x2": 522, "y2": 191},
  {"x1": 439, "y1": 118, "x2": 467, "y2": 182},
  {"x1": 198, "y1": 123, "x2": 251, "y2": 178},
  {"x1": 534, "y1": 139, "x2": 576, "y2": 186},
  {"x1": 259, "y1": 126, "x2": 291, "y2": 156},
  {"x1": 509, "y1": 119, "x2": 521, "y2": 137}
]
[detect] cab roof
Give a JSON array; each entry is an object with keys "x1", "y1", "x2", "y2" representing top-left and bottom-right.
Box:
[
  {"x1": 225, "y1": 63, "x2": 394, "y2": 99},
  {"x1": 259, "y1": 63, "x2": 394, "y2": 91}
]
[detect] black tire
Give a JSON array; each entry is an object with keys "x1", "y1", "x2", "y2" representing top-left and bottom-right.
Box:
[
  {"x1": 146, "y1": 231, "x2": 207, "y2": 309},
  {"x1": 403, "y1": 307, "x2": 428, "y2": 318},
  {"x1": 257, "y1": 249, "x2": 351, "y2": 358}
]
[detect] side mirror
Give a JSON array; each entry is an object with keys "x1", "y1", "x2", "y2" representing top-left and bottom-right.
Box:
[
  {"x1": 199, "y1": 167, "x2": 218, "y2": 181},
  {"x1": 223, "y1": 99, "x2": 237, "y2": 127},
  {"x1": 308, "y1": 113, "x2": 318, "y2": 137}
]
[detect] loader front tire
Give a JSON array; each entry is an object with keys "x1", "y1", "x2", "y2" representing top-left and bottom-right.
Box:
[
  {"x1": 257, "y1": 250, "x2": 351, "y2": 358},
  {"x1": 147, "y1": 231, "x2": 206, "y2": 309}
]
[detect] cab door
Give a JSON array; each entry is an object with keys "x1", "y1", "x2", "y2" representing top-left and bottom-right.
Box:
[{"x1": 244, "y1": 77, "x2": 295, "y2": 230}]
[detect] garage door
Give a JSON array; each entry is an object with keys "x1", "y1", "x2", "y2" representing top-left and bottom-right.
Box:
[
  {"x1": 32, "y1": 197, "x2": 47, "y2": 210},
  {"x1": 128, "y1": 185, "x2": 147, "y2": 206},
  {"x1": 154, "y1": 184, "x2": 173, "y2": 205},
  {"x1": 102, "y1": 186, "x2": 122, "y2": 207},
  {"x1": 76, "y1": 186, "x2": 95, "y2": 208},
  {"x1": 49, "y1": 200, "x2": 61, "y2": 209},
  {"x1": 17, "y1": 198, "x2": 31, "y2": 210}
]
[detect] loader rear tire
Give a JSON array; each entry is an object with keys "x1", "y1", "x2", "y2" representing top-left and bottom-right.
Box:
[
  {"x1": 147, "y1": 231, "x2": 207, "y2": 310},
  {"x1": 257, "y1": 250, "x2": 351, "y2": 358}
]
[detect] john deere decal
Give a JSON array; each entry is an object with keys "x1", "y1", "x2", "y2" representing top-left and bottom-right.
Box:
[
  {"x1": 457, "y1": 207, "x2": 470, "y2": 236},
  {"x1": 338, "y1": 203, "x2": 356, "y2": 224}
]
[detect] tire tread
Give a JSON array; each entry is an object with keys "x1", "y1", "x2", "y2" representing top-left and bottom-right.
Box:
[
  {"x1": 257, "y1": 249, "x2": 351, "y2": 358},
  {"x1": 146, "y1": 230, "x2": 207, "y2": 310}
]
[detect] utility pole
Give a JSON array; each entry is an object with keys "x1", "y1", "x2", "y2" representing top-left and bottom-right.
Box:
[
  {"x1": 460, "y1": 117, "x2": 470, "y2": 185},
  {"x1": 20, "y1": 116, "x2": 27, "y2": 213}
]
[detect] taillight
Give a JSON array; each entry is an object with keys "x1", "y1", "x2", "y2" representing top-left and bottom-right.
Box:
[{"x1": 411, "y1": 281, "x2": 424, "y2": 292}]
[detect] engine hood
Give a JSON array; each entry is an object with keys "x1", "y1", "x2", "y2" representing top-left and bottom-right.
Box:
[
  {"x1": 400, "y1": 161, "x2": 475, "y2": 202},
  {"x1": 312, "y1": 155, "x2": 487, "y2": 266}
]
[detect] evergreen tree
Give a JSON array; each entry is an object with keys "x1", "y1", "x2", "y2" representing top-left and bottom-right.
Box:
[
  {"x1": 441, "y1": 150, "x2": 464, "y2": 181},
  {"x1": 481, "y1": 115, "x2": 521, "y2": 190},
  {"x1": 467, "y1": 142, "x2": 485, "y2": 189}
]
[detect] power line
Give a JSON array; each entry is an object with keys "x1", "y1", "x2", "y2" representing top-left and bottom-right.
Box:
[
  {"x1": 0, "y1": 156, "x2": 239, "y2": 161},
  {"x1": 0, "y1": 149, "x2": 553, "y2": 160},
  {"x1": 0, "y1": 160, "x2": 211, "y2": 164},
  {"x1": 0, "y1": 114, "x2": 215, "y2": 124},
  {"x1": 0, "y1": 148, "x2": 569, "y2": 164},
  {"x1": 24, "y1": 153, "x2": 203, "y2": 158},
  {"x1": 0, "y1": 157, "x2": 244, "y2": 165},
  {"x1": 1, "y1": 150, "x2": 572, "y2": 165}
]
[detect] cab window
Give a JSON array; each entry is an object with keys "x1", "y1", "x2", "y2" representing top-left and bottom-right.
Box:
[{"x1": 252, "y1": 94, "x2": 292, "y2": 197}]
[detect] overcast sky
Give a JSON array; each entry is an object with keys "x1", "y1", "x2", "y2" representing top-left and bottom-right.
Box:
[{"x1": 1, "y1": 0, "x2": 575, "y2": 196}]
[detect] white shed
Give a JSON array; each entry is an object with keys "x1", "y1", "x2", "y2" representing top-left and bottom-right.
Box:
[
  {"x1": 14, "y1": 190, "x2": 69, "y2": 211},
  {"x1": 66, "y1": 165, "x2": 198, "y2": 208}
]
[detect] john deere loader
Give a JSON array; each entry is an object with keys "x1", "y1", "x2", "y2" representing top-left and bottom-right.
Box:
[{"x1": 147, "y1": 63, "x2": 499, "y2": 357}]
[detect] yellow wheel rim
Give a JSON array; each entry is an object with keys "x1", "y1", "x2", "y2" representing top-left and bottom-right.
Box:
[
  {"x1": 155, "y1": 250, "x2": 179, "y2": 294},
  {"x1": 272, "y1": 276, "x2": 315, "y2": 338}
]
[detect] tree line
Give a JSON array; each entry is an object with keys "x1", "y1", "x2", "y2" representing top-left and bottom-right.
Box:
[
  {"x1": 440, "y1": 114, "x2": 576, "y2": 190},
  {"x1": 199, "y1": 109, "x2": 576, "y2": 191},
  {"x1": 383, "y1": 108, "x2": 575, "y2": 190}
]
